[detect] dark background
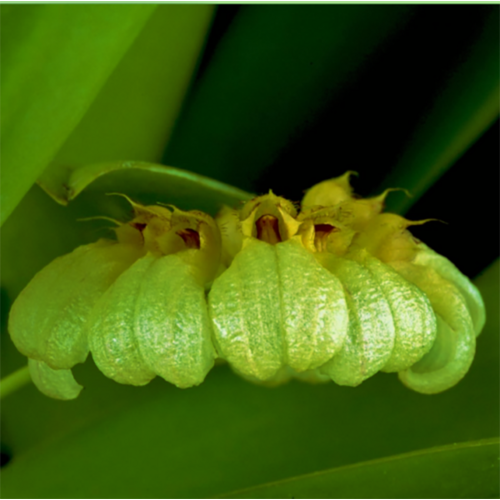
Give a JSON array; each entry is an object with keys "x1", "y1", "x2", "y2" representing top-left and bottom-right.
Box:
[{"x1": 164, "y1": 4, "x2": 499, "y2": 279}]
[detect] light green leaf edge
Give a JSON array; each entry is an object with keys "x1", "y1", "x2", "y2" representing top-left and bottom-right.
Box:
[
  {"x1": 38, "y1": 161, "x2": 253, "y2": 212},
  {"x1": 0, "y1": 366, "x2": 30, "y2": 400},
  {"x1": 380, "y1": 10, "x2": 499, "y2": 214},
  {"x1": 217, "y1": 438, "x2": 500, "y2": 499},
  {"x1": 1, "y1": 5, "x2": 157, "y2": 226}
]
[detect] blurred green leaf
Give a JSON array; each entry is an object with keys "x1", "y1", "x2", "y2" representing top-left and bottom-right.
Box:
[
  {"x1": 380, "y1": 9, "x2": 500, "y2": 213},
  {"x1": 164, "y1": 5, "x2": 414, "y2": 191},
  {"x1": 219, "y1": 438, "x2": 500, "y2": 499},
  {"x1": 1, "y1": 4, "x2": 156, "y2": 226},
  {"x1": 39, "y1": 5, "x2": 214, "y2": 190}
]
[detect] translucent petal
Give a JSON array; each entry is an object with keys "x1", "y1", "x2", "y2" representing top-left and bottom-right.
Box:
[
  {"x1": 28, "y1": 359, "x2": 82, "y2": 400},
  {"x1": 291, "y1": 367, "x2": 331, "y2": 384},
  {"x1": 232, "y1": 364, "x2": 331, "y2": 387},
  {"x1": 276, "y1": 239, "x2": 348, "y2": 372},
  {"x1": 318, "y1": 255, "x2": 395, "y2": 386},
  {"x1": 134, "y1": 255, "x2": 216, "y2": 388},
  {"x1": 229, "y1": 364, "x2": 293, "y2": 388},
  {"x1": 360, "y1": 255, "x2": 437, "y2": 373},
  {"x1": 88, "y1": 254, "x2": 157, "y2": 386},
  {"x1": 9, "y1": 240, "x2": 142, "y2": 369},
  {"x1": 209, "y1": 239, "x2": 284, "y2": 380}
]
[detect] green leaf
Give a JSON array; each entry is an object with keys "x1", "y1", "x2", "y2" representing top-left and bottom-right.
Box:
[
  {"x1": 218, "y1": 438, "x2": 500, "y2": 499},
  {"x1": 39, "y1": 161, "x2": 251, "y2": 210},
  {"x1": 379, "y1": 10, "x2": 499, "y2": 213},
  {"x1": 1, "y1": 4, "x2": 156, "y2": 226},
  {"x1": 164, "y1": 5, "x2": 415, "y2": 191},
  {"x1": 39, "y1": 5, "x2": 214, "y2": 184}
]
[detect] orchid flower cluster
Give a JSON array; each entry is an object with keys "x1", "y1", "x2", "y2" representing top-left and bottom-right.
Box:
[{"x1": 9, "y1": 173, "x2": 485, "y2": 399}]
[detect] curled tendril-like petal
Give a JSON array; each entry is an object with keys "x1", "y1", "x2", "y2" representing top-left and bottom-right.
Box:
[{"x1": 392, "y1": 262, "x2": 475, "y2": 394}]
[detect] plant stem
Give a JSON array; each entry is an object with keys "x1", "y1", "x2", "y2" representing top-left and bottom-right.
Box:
[{"x1": 0, "y1": 365, "x2": 31, "y2": 400}]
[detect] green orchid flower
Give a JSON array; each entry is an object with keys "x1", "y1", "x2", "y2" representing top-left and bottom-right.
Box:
[{"x1": 1, "y1": 4, "x2": 498, "y2": 499}]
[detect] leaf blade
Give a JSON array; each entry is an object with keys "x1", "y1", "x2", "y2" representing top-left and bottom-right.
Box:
[
  {"x1": 39, "y1": 5, "x2": 215, "y2": 179},
  {"x1": 164, "y1": 5, "x2": 415, "y2": 191},
  {"x1": 39, "y1": 161, "x2": 252, "y2": 211},
  {"x1": 217, "y1": 438, "x2": 500, "y2": 499},
  {"x1": 1, "y1": 4, "x2": 156, "y2": 225}
]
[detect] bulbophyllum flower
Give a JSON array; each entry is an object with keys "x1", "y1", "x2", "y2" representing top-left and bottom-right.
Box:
[
  {"x1": 9, "y1": 198, "x2": 222, "y2": 399},
  {"x1": 297, "y1": 175, "x2": 485, "y2": 393},
  {"x1": 209, "y1": 173, "x2": 486, "y2": 393},
  {"x1": 210, "y1": 191, "x2": 349, "y2": 382},
  {"x1": 7, "y1": 171, "x2": 486, "y2": 399}
]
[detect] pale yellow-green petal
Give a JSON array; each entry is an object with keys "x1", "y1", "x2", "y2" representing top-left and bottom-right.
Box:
[
  {"x1": 392, "y1": 262, "x2": 475, "y2": 394},
  {"x1": 209, "y1": 239, "x2": 284, "y2": 380},
  {"x1": 9, "y1": 240, "x2": 142, "y2": 370},
  {"x1": 408, "y1": 315, "x2": 456, "y2": 374},
  {"x1": 291, "y1": 367, "x2": 331, "y2": 384},
  {"x1": 318, "y1": 255, "x2": 395, "y2": 386},
  {"x1": 134, "y1": 255, "x2": 216, "y2": 388},
  {"x1": 233, "y1": 364, "x2": 331, "y2": 387},
  {"x1": 415, "y1": 244, "x2": 485, "y2": 337},
  {"x1": 88, "y1": 254, "x2": 157, "y2": 386},
  {"x1": 229, "y1": 364, "x2": 293, "y2": 388},
  {"x1": 360, "y1": 255, "x2": 437, "y2": 373},
  {"x1": 276, "y1": 239, "x2": 348, "y2": 372},
  {"x1": 9, "y1": 244, "x2": 91, "y2": 360},
  {"x1": 28, "y1": 359, "x2": 82, "y2": 400}
]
